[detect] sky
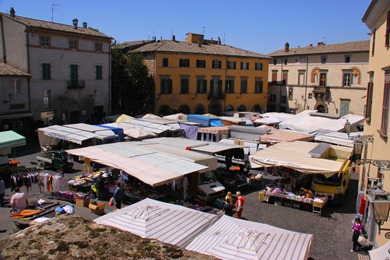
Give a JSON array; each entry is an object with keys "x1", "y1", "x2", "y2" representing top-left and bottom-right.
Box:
[{"x1": 0, "y1": 0, "x2": 372, "y2": 55}]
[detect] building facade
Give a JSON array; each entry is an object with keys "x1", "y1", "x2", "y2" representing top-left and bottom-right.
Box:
[
  {"x1": 361, "y1": 0, "x2": 390, "y2": 247},
  {"x1": 0, "y1": 8, "x2": 112, "y2": 130},
  {"x1": 268, "y1": 40, "x2": 369, "y2": 116},
  {"x1": 119, "y1": 33, "x2": 271, "y2": 116}
]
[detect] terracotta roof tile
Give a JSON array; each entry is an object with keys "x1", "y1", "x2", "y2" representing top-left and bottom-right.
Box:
[
  {"x1": 1, "y1": 13, "x2": 111, "y2": 39},
  {"x1": 0, "y1": 63, "x2": 30, "y2": 76},
  {"x1": 268, "y1": 40, "x2": 370, "y2": 57},
  {"x1": 131, "y1": 40, "x2": 271, "y2": 59}
]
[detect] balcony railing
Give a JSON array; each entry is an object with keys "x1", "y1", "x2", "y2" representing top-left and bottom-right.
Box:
[
  {"x1": 312, "y1": 86, "x2": 329, "y2": 94},
  {"x1": 67, "y1": 80, "x2": 85, "y2": 89}
]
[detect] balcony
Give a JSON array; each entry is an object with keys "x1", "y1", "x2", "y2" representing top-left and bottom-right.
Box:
[
  {"x1": 312, "y1": 86, "x2": 331, "y2": 101},
  {"x1": 67, "y1": 80, "x2": 85, "y2": 89},
  {"x1": 208, "y1": 92, "x2": 225, "y2": 100}
]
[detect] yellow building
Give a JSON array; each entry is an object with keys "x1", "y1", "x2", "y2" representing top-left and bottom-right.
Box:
[
  {"x1": 119, "y1": 33, "x2": 271, "y2": 116},
  {"x1": 361, "y1": 0, "x2": 390, "y2": 247}
]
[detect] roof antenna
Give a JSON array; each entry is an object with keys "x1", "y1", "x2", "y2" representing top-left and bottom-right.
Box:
[
  {"x1": 51, "y1": 3, "x2": 60, "y2": 22},
  {"x1": 202, "y1": 26, "x2": 206, "y2": 36}
]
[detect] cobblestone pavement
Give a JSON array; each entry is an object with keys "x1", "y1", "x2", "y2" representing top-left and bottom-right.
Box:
[{"x1": 0, "y1": 140, "x2": 368, "y2": 260}]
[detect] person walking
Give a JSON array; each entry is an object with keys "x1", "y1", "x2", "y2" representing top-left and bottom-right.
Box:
[
  {"x1": 351, "y1": 217, "x2": 363, "y2": 252},
  {"x1": 235, "y1": 191, "x2": 245, "y2": 219},
  {"x1": 10, "y1": 187, "x2": 28, "y2": 212},
  {"x1": 113, "y1": 182, "x2": 124, "y2": 209},
  {"x1": 0, "y1": 177, "x2": 5, "y2": 207}
]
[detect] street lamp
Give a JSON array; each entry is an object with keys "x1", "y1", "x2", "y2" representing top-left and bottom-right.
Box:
[{"x1": 367, "y1": 182, "x2": 390, "y2": 234}]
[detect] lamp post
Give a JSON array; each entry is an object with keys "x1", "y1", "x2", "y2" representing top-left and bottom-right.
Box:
[{"x1": 367, "y1": 182, "x2": 390, "y2": 234}]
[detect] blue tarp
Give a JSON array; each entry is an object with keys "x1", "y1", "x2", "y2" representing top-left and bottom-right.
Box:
[
  {"x1": 95, "y1": 125, "x2": 125, "y2": 141},
  {"x1": 187, "y1": 114, "x2": 224, "y2": 127}
]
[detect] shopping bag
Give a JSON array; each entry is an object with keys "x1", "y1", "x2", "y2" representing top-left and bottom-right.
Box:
[
  {"x1": 108, "y1": 197, "x2": 115, "y2": 206},
  {"x1": 358, "y1": 234, "x2": 368, "y2": 246}
]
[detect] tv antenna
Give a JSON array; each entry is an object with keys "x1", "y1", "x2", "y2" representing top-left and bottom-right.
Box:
[
  {"x1": 51, "y1": 3, "x2": 60, "y2": 22},
  {"x1": 202, "y1": 26, "x2": 206, "y2": 35}
]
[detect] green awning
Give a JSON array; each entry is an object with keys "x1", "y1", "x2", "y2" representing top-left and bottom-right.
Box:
[{"x1": 0, "y1": 131, "x2": 26, "y2": 151}]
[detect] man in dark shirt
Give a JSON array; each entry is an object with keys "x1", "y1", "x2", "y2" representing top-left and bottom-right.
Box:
[
  {"x1": 113, "y1": 182, "x2": 124, "y2": 209},
  {"x1": 223, "y1": 199, "x2": 235, "y2": 216}
]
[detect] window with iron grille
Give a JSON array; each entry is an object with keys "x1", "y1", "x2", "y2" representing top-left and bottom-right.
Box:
[
  {"x1": 179, "y1": 59, "x2": 190, "y2": 67},
  {"x1": 42, "y1": 63, "x2": 51, "y2": 80}
]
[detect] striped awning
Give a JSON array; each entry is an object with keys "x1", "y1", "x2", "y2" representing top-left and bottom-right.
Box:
[
  {"x1": 186, "y1": 215, "x2": 313, "y2": 260},
  {"x1": 94, "y1": 198, "x2": 219, "y2": 247}
]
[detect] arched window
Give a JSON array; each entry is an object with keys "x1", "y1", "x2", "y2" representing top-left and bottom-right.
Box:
[
  {"x1": 237, "y1": 105, "x2": 247, "y2": 112},
  {"x1": 225, "y1": 105, "x2": 234, "y2": 112},
  {"x1": 178, "y1": 104, "x2": 190, "y2": 114},
  {"x1": 194, "y1": 104, "x2": 205, "y2": 114},
  {"x1": 252, "y1": 104, "x2": 261, "y2": 112}
]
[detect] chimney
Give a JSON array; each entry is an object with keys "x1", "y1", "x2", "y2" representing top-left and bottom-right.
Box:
[
  {"x1": 218, "y1": 37, "x2": 221, "y2": 45},
  {"x1": 285, "y1": 42, "x2": 289, "y2": 52},
  {"x1": 72, "y1": 18, "x2": 78, "y2": 29},
  {"x1": 172, "y1": 35, "x2": 176, "y2": 41},
  {"x1": 83, "y1": 22, "x2": 87, "y2": 28},
  {"x1": 198, "y1": 40, "x2": 201, "y2": 47},
  {"x1": 10, "y1": 7, "x2": 15, "y2": 17}
]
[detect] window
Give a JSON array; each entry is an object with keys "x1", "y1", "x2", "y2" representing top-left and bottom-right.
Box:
[
  {"x1": 69, "y1": 40, "x2": 78, "y2": 49},
  {"x1": 39, "y1": 36, "x2": 50, "y2": 47},
  {"x1": 160, "y1": 76, "x2": 172, "y2": 94},
  {"x1": 43, "y1": 89, "x2": 51, "y2": 108},
  {"x1": 96, "y1": 65, "x2": 103, "y2": 80},
  {"x1": 343, "y1": 71, "x2": 352, "y2": 87},
  {"x1": 272, "y1": 70, "x2": 277, "y2": 82},
  {"x1": 255, "y1": 77, "x2": 263, "y2": 93},
  {"x1": 241, "y1": 62, "x2": 249, "y2": 70},
  {"x1": 372, "y1": 28, "x2": 376, "y2": 56},
  {"x1": 319, "y1": 72, "x2": 327, "y2": 86},
  {"x1": 288, "y1": 87, "x2": 293, "y2": 101},
  {"x1": 212, "y1": 60, "x2": 222, "y2": 69},
  {"x1": 95, "y1": 43, "x2": 103, "y2": 52},
  {"x1": 225, "y1": 77, "x2": 235, "y2": 93},
  {"x1": 381, "y1": 72, "x2": 390, "y2": 135},
  {"x1": 11, "y1": 79, "x2": 21, "y2": 94},
  {"x1": 240, "y1": 77, "x2": 248, "y2": 94},
  {"x1": 281, "y1": 96, "x2": 287, "y2": 104},
  {"x1": 70, "y1": 64, "x2": 78, "y2": 85},
  {"x1": 196, "y1": 76, "x2": 207, "y2": 94},
  {"x1": 42, "y1": 63, "x2": 51, "y2": 80},
  {"x1": 284, "y1": 58, "x2": 288, "y2": 65},
  {"x1": 255, "y1": 62, "x2": 263, "y2": 70},
  {"x1": 344, "y1": 55, "x2": 351, "y2": 63},
  {"x1": 340, "y1": 100, "x2": 350, "y2": 116},
  {"x1": 321, "y1": 56, "x2": 327, "y2": 64},
  {"x1": 298, "y1": 71, "x2": 305, "y2": 85},
  {"x1": 282, "y1": 70, "x2": 288, "y2": 83},
  {"x1": 180, "y1": 76, "x2": 189, "y2": 94},
  {"x1": 308, "y1": 93, "x2": 313, "y2": 99},
  {"x1": 162, "y1": 58, "x2": 169, "y2": 67},
  {"x1": 365, "y1": 73, "x2": 373, "y2": 121},
  {"x1": 270, "y1": 94, "x2": 276, "y2": 102},
  {"x1": 179, "y1": 59, "x2": 190, "y2": 67},
  {"x1": 386, "y1": 10, "x2": 390, "y2": 48},
  {"x1": 227, "y1": 61, "x2": 236, "y2": 69},
  {"x1": 273, "y1": 59, "x2": 277, "y2": 65},
  {"x1": 196, "y1": 60, "x2": 206, "y2": 68}
]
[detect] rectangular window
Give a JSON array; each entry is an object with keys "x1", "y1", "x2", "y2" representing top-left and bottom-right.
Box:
[
  {"x1": 321, "y1": 56, "x2": 327, "y2": 64},
  {"x1": 39, "y1": 36, "x2": 50, "y2": 47},
  {"x1": 381, "y1": 73, "x2": 390, "y2": 135},
  {"x1": 288, "y1": 87, "x2": 293, "y2": 101},
  {"x1": 386, "y1": 10, "x2": 390, "y2": 48},
  {"x1": 319, "y1": 72, "x2": 327, "y2": 86},
  {"x1": 11, "y1": 79, "x2": 21, "y2": 94},
  {"x1": 96, "y1": 65, "x2": 103, "y2": 80},
  {"x1": 282, "y1": 70, "x2": 288, "y2": 83},
  {"x1": 180, "y1": 76, "x2": 189, "y2": 94},
  {"x1": 69, "y1": 40, "x2": 78, "y2": 49},
  {"x1": 270, "y1": 94, "x2": 276, "y2": 102},
  {"x1": 179, "y1": 59, "x2": 190, "y2": 67},
  {"x1": 340, "y1": 100, "x2": 350, "y2": 116},
  {"x1": 298, "y1": 71, "x2": 305, "y2": 85},
  {"x1": 70, "y1": 64, "x2": 78, "y2": 86},
  {"x1": 43, "y1": 89, "x2": 51, "y2": 108},
  {"x1": 344, "y1": 55, "x2": 351, "y2": 63},
  {"x1": 255, "y1": 77, "x2": 263, "y2": 93},
  {"x1": 284, "y1": 58, "x2": 288, "y2": 65},
  {"x1": 343, "y1": 71, "x2": 352, "y2": 87},
  {"x1": 225, "y1": 77, "x2": 235, "y2": 93},
  {"x1": 308, "y1": 93, "x2": 313, "y2": 99},
  {"x1": 162, "y1": 58, "x2": 169, "y2": 67},
  {"x1": 212, "y1": 60, "x2": 222, "y2": 69},
  {"x1": 272, "y1": 70, "x2": 277, "y2": 82},
  {"x1": 240, "y1": 77, "x2": 248, "y2": 94},
  {"x1": 227, "y1": 61, "x2": 236, "y2": 69},
  {"x1": 241, "y1": 61, "x2": 249, "y2": 70},
  {"x1": 42, "y1": 63, "x2": 51, "y2": 80},
  {"x1": 365, "y1": 73, "x2": 374, "y2": 121},
  {"x1": 160, "y1": 76, "x2": 172, "y2": 94},
  {"x1": 196, "y1": 60, "x2": 206, "y2": 68},
  {"x1": 196, "y1": 76, "x2": 207, "y2": 94},
  {"x1": 255, "y1": 62, "x2": 263, "y2": 70},
  {"x1": 273, "y1": 59, "x2": 277, "y2": 65},
  {"x1": 95, "y1": 43, "x2": 103, "y2": 52}
]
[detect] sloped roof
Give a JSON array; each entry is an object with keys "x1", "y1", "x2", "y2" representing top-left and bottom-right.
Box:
[
  {"x1": 268, "y1": 40, "x2": 370, "y2": 57},
  {"x1": 132, "y1": 40, "x2": 271, "y2": 59},
  {"x1": 1, "y1": 13, "x2": 111, "y2": 39},
  {"x1": 0, "y1": 62, "x2": 30, "y2": 76}
]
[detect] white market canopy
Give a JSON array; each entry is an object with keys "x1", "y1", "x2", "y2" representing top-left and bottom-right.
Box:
[
  {"x1": 95, "y1": 198, "x2": 219, "y2": 247},
  {"x1": 66, "y1": 142, "x2": 208, "y2": 187},
  {"x1": 0, "y1": 130, "x2": 26, "y2": 154},
  {"x1": 186, "y1": 215, "x2": 313, "y2": 260},
  {"x1": 249, "y1": 141, "x2": 353, "y2": 175},
  {"x1": 369, "y1": 239, "x2": 390, "y2": 259}
]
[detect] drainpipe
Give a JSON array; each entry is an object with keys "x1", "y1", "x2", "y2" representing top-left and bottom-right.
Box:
[
  {"x1": 108, "y1": 39, "x2": 112, "y2": 115},
  {"x1": 304, "y1": 55, "x2": 309, "y2": 110}
]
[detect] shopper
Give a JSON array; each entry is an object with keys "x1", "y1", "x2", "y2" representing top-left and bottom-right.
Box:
[
  {"x1": 10, "y1": 187, "x2": 28, "y2": 212},
  {"x1": 235, "y1": 191, "x2": 245, "y2": 219},
  {"x1": 0, "y1": 177, "x2": 5, "y2": 207},
  {"x1": 113, "y1": 182, "x2": 124, "y2": 209},
  {"x1": 223, "y1": 199, "x2": 235, "y2": 216},
  {"x1": 95, "y1": 173, "x2": 104, "y2": 200},
  {"x1": 351, "y1": 217, "x2": 363, "y2": 252}
]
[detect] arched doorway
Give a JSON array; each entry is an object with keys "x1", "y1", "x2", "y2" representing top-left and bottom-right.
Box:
[
  {"x1": 252, "y1": 104, "x2": 261, "y2": 112},
  {"x1": 208, "y1": 101, "x2": 222, "y2": 115},
  {"x1": 194, "y1": 104, "x2": 205, "y2": 114},
  {"x1": 178, "y1": 104, "x2": 190, "y2": 114},
  {"x1": 158, "y1": 105, "x2": 172, "y2": 116},
  {"x1": 315, "y1": 104, "x2": 327, "y2": 113},
  {"x1": 237, "y1": 104, "x2": 247, "y2": 112}
]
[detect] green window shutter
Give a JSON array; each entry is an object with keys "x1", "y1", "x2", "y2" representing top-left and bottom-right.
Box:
[{"x1": 70, "y1": 65, "x2": 78, "y2": 82}]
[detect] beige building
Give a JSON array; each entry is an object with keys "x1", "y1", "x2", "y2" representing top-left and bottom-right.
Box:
[
  {"x1": 361, "y1": 0, "x2": 390, "y2": 248},
  {"x1": 0, "y1": 8, "x2": 112, "y2": 129},
  {"x1": 268, "y1": 40, "x2": 369, "y2": 116}
]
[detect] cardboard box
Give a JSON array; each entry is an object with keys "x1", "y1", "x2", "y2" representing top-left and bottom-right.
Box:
[
  {"x1": 76, "y1": 198, "x2": 90, "y2": 207},
  {"x1": 88, "y1": 201, "x2": 105, "y2": 215}
]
